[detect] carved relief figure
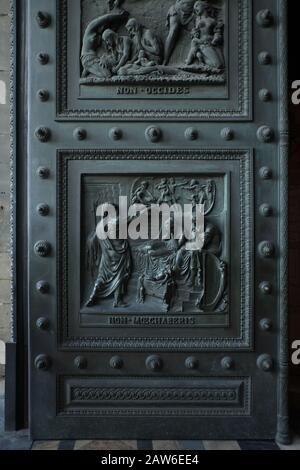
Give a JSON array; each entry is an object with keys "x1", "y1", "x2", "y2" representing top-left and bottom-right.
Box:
[
  {"x1": 84, "y1": 177, "x2": 227, "y2": 315},
  {"x1": 126, "y1": 18, "x2": 163, "y2": 65},
  {"x1": 80, "y1": 0, "x2": 226, "y2": 85},
  {"x1": 185, "y1": 1, "x2": 224, "y2": 70},
  {"x1": 81, "y1": 1, "x2": 130, "y2": 78},
  {"x1": 86, "y1": 206, "x2": 132, "y2": 308},
  {"x1": 164, "y1": 0, "x2": 197, "y2": 65}
]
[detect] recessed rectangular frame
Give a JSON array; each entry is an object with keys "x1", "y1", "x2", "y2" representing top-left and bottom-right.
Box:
[{"x1": 56, "y1": 0, "x2": 252, "y2": 121}]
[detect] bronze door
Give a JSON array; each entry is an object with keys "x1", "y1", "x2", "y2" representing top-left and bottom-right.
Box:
[{"x1": 17, "y1": 0, "x2": 290, "y2": 440}]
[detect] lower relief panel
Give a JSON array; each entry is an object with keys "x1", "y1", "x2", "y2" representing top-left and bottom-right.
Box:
[
  {"x1": 58, "y1": 376, "x2": 251, "y2": 417},
  {"x1": 57, "y1": 149, "x2": 253, "y2": 350}
]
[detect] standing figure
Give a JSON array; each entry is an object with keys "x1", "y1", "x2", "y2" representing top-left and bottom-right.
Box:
[
  {"x1": 185, "y1": 0, "x2": 224, "y2": 69},
  {"x1": 164, "y1": 0, "x2": 197, "y2": 65},
  {"x1": 131, "y1": 181, "x2": 155, "y2": 205},
  {"x1": 86, "y1": 206, "x2": 132, "y2": 308}
]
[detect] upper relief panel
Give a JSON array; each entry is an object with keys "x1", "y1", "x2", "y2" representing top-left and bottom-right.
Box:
[{"x1": 57, "y1": 0, "x2": 251, "y2": 120}]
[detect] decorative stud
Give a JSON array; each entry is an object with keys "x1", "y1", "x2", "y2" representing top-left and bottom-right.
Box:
[
  {"x1": 37, "y1": 203, "x2": 50, "y2": 217},
  {"x1": 257, "y1": 354, "x2": 274, "y2": 372},
  {"x1": 35, "y1": 127, "x2": 51, "y2": 143},
  {"x1": 185, "y1": 128, "x2": 198, "y2": 141},
  {"x1": 34, "y1": 240, "x2": 52, "y2": 258},
  {"x1": 74, "y1": 356, "x2": 88, "y2": 370},
  {"x1": 37, "y1": 89, "x2": 50, "y2": 102},
  {"x1": 221, "y1": 128, "x2": 234, "y2": 141},
  {"x1": 109, "y1": 356, "x2": 124, "y2": 370},
  {"x1": 109, "y1": 127, "x2": 123, "y2": 141},
  {"x1": 36, "y1": 281, "x2": 50, "y2": 294},
  {"x1": 73, "y1": 128, "x2": 87, "y2": 141},
  {"x1": 145, "y1": 126, "x2": 162, "y2": 143},
  {"x1": 259, "y1": 241, "x2": 275, "y2": 259},
  {"x1": 37, "y1": 167, "x2": 50, "y2": 179},
  {"x1": 256, "y1": 9, "x2": 274, "y2": 28},
  {"x1": 259, "y1": 281, "x2": 272, "y2": 295},
  {"x1": 221, "y1": 356, "x2": 234, "y2": 370},
  {"x1": 259, "y1": 204, "x2": 273, "y2": 217},
  {"x1": 35, "y1": 354, "x2": 52, "y2": 371},
  {"x1": 185, "y1": 356, "x2": 199, "y2": 370},
  {"x1": 259, "y1": 318, "x2": 273, "y2": 332},
  {"x1": 37, "y1": 52, "x2": 50, "y2": 65},
  {"x1": 258, "y1": 51, "x2": 272, "y2": 65},
  {"x1": 146, "y1": 355, "x2": 163, "y2": 371},
  {"x1": 257, "y1": 126, "x2": 274, "y2": 143},
  {"x1": 36, "y1": 12, "x2": 51, "y2": 28},
  {"x1": 259, "y1": 167, "x2": 273, "y2": 180},
  {"x1": 259, "y1": 89, "x2": 272, "y2": 102},
  {"x1": 36, "y1": 317, "x2": 50, "y2": 331}
]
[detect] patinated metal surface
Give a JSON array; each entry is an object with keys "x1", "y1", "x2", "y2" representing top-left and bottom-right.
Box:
[{"x1": 8, "y1": 0, "x2": 289, "y2": 441}]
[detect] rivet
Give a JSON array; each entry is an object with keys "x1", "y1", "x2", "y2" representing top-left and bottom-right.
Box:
[
  {"x1": 256, "y1": 9, "x2": 274, "y2": 28},
  {"x1": 109, "y1": 356, "x2": 124, "y2": 370},
  {"x1": 35, "y1": 354, "x2": 51, "y2": 371},
  {"x1": 259, "y1": 89, "x2": 272, "y2": 102},
  {"x1": 257, "y1": 126, "x2": 274, "y2": 143},
  {"x1": 34, "y1": 241, "x2": 52, "y2": 258},
  {"x1": 185, "y1": 356, "x2": 199, "y2": 370},
  {"x1": 37, "y1": 52, "x2": 50, "y2": 65},
  {"x1": 36, "y1": 281, "x2": 50, "y2": 295},
  {"x1": 221, "y1": 356, "x2": 235, "y2": 370},
  {"x1": 37, "y1": 89, "x2": 50, "y2": 102},
  {"x1": 257, "y1": 354, "x2": 274, "y2": 372},
  {"x1": 36, "y1": 317, "x2": 50, "y2": 331},
  {"x1": 145, "y1": 355, "x2": 163, "y2": 371},
  {"x1": 221, "y1": 128, "x2": 234, "y2": 141},
  {"x1": 259, "y1": 281, "x2": 272, "y2": 295},
  {"x1": 37, "y1": 167, "x2": 50, "y2": 179},
  {"x1": 259, "y1": 318, "x2": 273, "y2": 332},
  {"x1": 259, "y1": 167, "x2": 273, "y2": 180},
  {"x1": 37, "y1": 203, "x2": 50, "y2": 217},
  {"x1": 259, "y1": 241, "x2": 275, "y2": 259},
  {"x1": 73, "y1": 128, "x2": 87, "y2": 141},
  {"x1": 35, "y1": 127, "x2": 51, "y2": 143},
  {"x1": 185, "y1": 128, "x2": 198, "y2": 141},
  {"x1": 258, "y1": 51, "x2": 272, "y2": 65},
  {"x1": 74, "y1": 356, "x2": 88, "y2": 370},
  {"x1": 36, "y1": 12, "x2": 51, "y2": 28},
  {"x1": 259, "y1": 204, "x2": 273, "y2": 217},
  {"x1": 109, "y1": 127, "x2": 123, "y2": 141},
  {"x1": 145, "y1": 126, "x2": 162, "y2": 143}
]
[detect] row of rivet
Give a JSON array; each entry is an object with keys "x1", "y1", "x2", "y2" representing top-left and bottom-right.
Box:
[
  {"x1": 34, "y1": 125, "x2": 275, "y2": 143},
  {"x1": 34, "y1": 353, "x2": 274, "y2": 373},
  {"x1": 256, "y1": 9, "x2": 274, "y2": 349}
]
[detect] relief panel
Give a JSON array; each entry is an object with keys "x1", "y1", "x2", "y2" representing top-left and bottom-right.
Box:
[
  {"x1": 57, "y1": 149, "x2": 253, "y2": 350},
  {"x1": 57, "y1": 0, "x2": 251, "y2": 120},
  {"x1": 58, "y1": 376, "x2": 251, "y2": 417}
]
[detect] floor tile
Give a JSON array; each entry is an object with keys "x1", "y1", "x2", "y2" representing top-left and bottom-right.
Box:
[
  {"x1": 238, "y1": 440, "x2": 279, "y2": 451},
  {"x1": 137, "y1": 440, "x2": 153, "y2": 450},
  {"x1": 203, "y1": 440, "x2": 241, "y2": 451},
  {"x1": 74, "y1": 440, "x2": 137, "y2": 451},
  {"x1": 32, "y1": 440, "x2": 60, "y2": 450},
  {"x1": 178, "y1": 440, "x2": 205, "y2": 450},
  {"x1": 152, "y1": 440, "x2": 182, "y2": 450},
  {"x1": 58, "y1": 440, "x2": 76, "y2": 450}
]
